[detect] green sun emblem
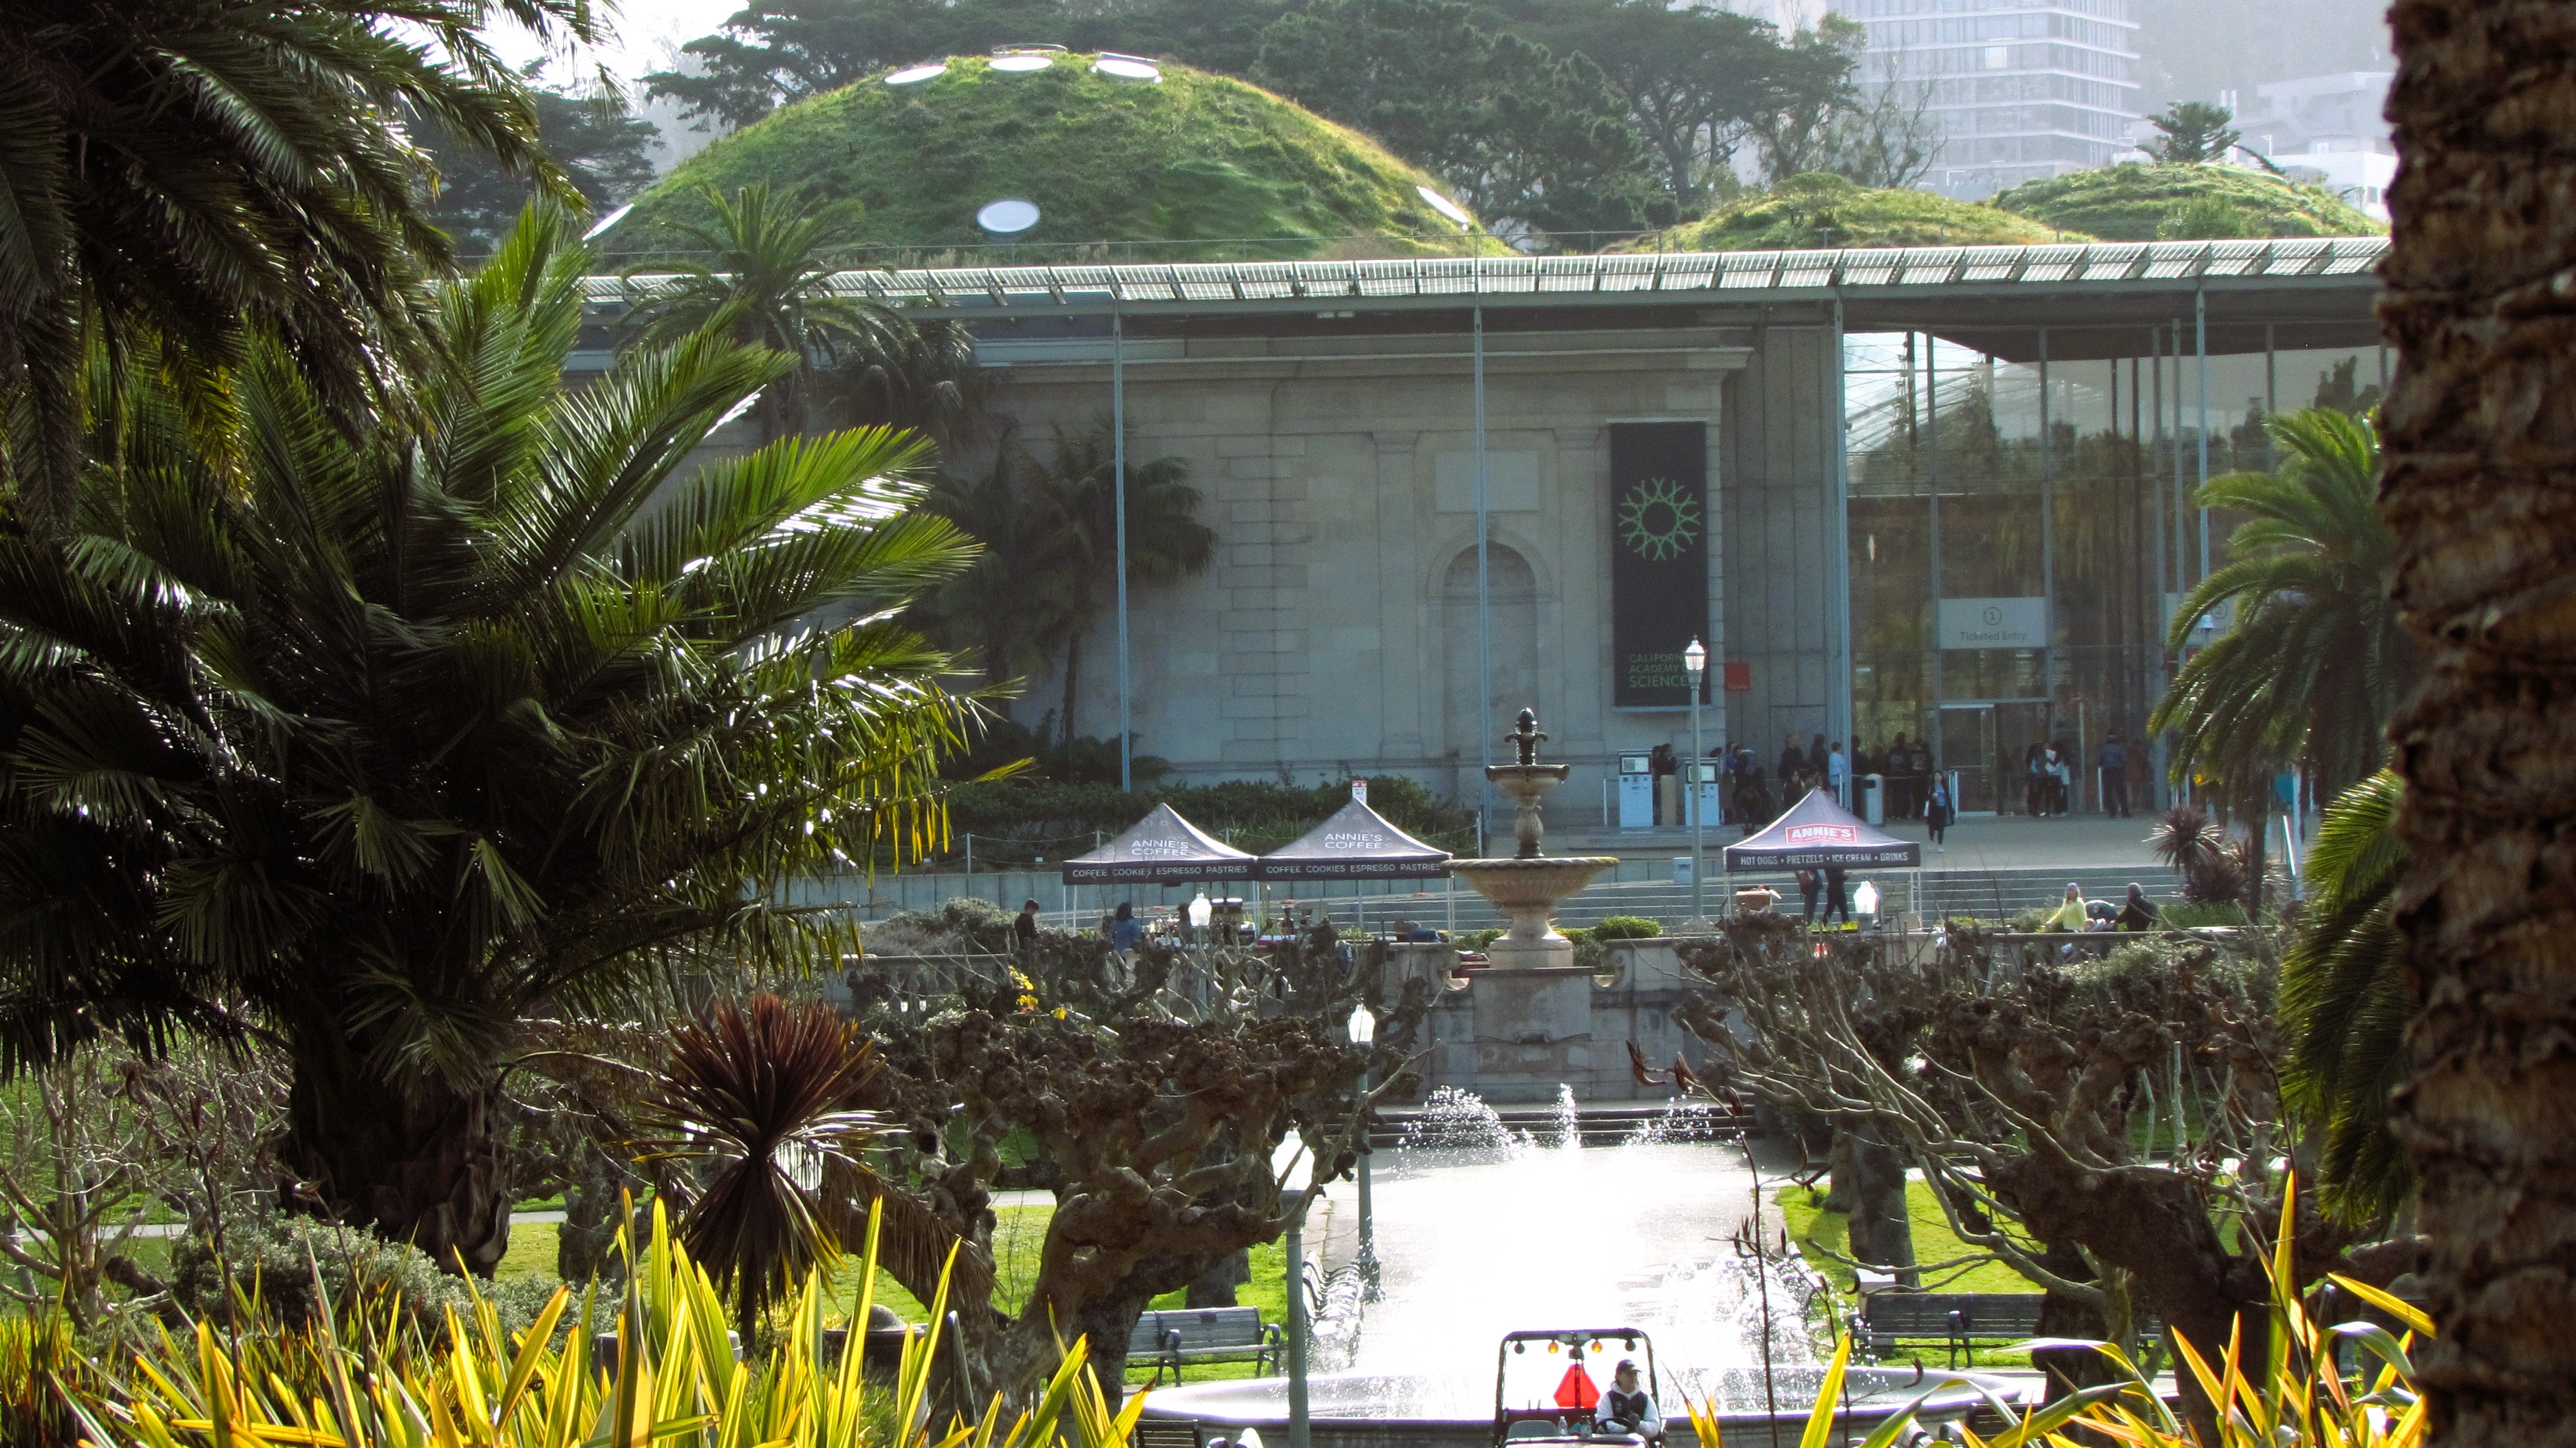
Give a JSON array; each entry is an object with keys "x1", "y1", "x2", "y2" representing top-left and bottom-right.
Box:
[{"x1": 1617, "y1": 477, "x2": 1702, "y2": 562}]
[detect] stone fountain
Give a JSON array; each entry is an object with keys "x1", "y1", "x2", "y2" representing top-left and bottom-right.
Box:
[{"x1": 1436, "y1": 710, "x2": 1622, "y2": 1100}]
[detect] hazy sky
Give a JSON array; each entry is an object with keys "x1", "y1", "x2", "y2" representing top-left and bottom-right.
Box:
[
  {"x1": 486, "y1": 0, "x2": 741, "y2": 85},
  {"x1": 499, "y1": 0, "x2": 2400, "y2": 107}
]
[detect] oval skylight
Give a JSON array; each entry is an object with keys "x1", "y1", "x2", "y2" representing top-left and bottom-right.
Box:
[
  {"x1": 1416, "y1": 184, "x2": 1474, "y2": 230},
  {"x1": 581, "y1": 202, "x2": 634, "y2": 241},
  {"x1": 990, "y1": 53, "x2": 1054, "y2": 72},
  {"x1": 885, "y1": 62, "x2": 947, "y2": 85},
  {"x1": 976, "y1": 198, "x2": 1042, "y2": 233},
  {"x1": 1092, "y1": 56, "x2": 1162, "y2": 81}
]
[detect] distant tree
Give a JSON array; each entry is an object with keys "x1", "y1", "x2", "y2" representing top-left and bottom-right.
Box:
[
  {"x1": 2145, "y1": 100, "x2": 2242, "y2": 164},
  {"x1": 1813, "y1": 46, "x2": 1942, "y2": 190},
  {"x1": 919, "y1": 423, "x2": 1212, "y2": 743},
  {"x1": 1498, "y1": 0, "x2": 1852, "y2": 212},
  {"x1": 1254, "y1": 0, "x2": 1662, "y2": 244},
  {"x1": 420, "y1": 81, "x2": 661, "y2": 253},
  {"x1": 620, "y1": 182, "x2": 905, "y2": 438}
]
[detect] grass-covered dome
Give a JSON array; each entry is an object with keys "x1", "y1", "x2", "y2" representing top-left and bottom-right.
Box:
[
  {"x1": 1988, "y1": 163, "x2": 2382, "y2": 242},
  {"x1": 1614, "y1": 173, "x2": 2082, "y2": 253},
  {"x1": 604, "y1": 53, "x2": 1501, "y2": 264}
]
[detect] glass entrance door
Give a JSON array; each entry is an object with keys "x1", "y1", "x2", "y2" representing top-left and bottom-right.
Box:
[{"x1": 1937, "y1": 704, "x2": 1997, "y2": 813}]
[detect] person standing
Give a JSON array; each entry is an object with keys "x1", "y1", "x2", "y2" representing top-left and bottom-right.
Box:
[
  {"x1": 1779, "y1": 733, "x2": 1806, "y2": 791},
  {"x1": 2098, "y1": 731, "x2": 2132, "y2": 818},
  {"x1": 1650, "y1": 741, "x2": 1679, "y2": 825},
  {"x1": 1926, "y1": 775, "x2": 1953, "y2": 851},
  {"x1": 1909, "y1": 738, "x2": 1935, "y2": 820},
  {"x1": 1823, "y1": 865, "x2": 1852, "y2": 926},
  {"x1": 2024, "y1": 741, "x2": 2049, "y2": 817},
  {"x1": 1794, "y1": 866, "x2": 1821, "y2": 923},
  {"x1": 1827, "y1": 741, "x2": 1850, "y2": 807},
  {"x1": 1807, "y1": 733, "x2": 1830, "y2": 788},
  {"x1": 1014, "y1": 897, "x2": 1042, "y2": 965},
  {"x1": 1109, "y1": 901, "x2": 1142, "y2": 955}
]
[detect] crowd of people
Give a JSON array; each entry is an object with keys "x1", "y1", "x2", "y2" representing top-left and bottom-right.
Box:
[{"x1": 1668, "y1": 725, "x2": 2147, "y2": 835}]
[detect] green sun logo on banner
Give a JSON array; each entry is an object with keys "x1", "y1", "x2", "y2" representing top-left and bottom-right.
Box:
[{"x1": 1617, "y1": 477, "x2": 1701, "y2": 561}]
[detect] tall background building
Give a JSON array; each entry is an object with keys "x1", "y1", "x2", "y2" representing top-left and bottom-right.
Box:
[{"x1": 1851, "y1": 0, "x2": 2141, "y2": 201}]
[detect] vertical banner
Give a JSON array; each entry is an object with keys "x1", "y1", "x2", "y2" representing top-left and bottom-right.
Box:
[{"x1": 1609, "y1": 422, "x2": 1709, "y2": 708}]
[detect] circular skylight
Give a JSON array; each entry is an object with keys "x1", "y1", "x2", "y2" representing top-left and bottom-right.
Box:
[
  {"x1": 1416, "y1": 184, "x2": 1474, "y2": 230},
  {"x1": 1092, "y1": 56, "x2": 1162, "y2": 81},
  {"x1": 884, "y1": 62, "x2": 947, "y2": 85},
  {"x1": 989, "y1": 53, "x2": 1054, "y2": 72},
  {"x1": 976, "y1": 198, "x2": 1042, "y2": 233}
]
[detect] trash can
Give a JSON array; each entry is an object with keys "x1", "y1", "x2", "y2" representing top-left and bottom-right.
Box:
[
  {"x1": 1860, "y1": 773, "x2": 1886, "y2": 826},
  {"x1": 1672, "y1": 857, "x2": 1693, "y2": 886}
]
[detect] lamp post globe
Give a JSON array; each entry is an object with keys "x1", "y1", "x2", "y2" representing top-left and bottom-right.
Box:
[{"x1": 1682, "y1": 638, "x2": 1708, "y2": 928}]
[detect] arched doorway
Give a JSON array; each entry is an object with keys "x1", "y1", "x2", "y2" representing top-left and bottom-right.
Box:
[{"x1": 1443, "y1": 543, "x2": 1539, "y2": 802}]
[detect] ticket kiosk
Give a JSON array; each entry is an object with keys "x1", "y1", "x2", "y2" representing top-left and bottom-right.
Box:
[
  {"x1": 1617, "y1": 754, "x2": 1655, "y2": 829},
  {"x1": 1688, "y1": 760, "x2": 1722, "y2": 827}
]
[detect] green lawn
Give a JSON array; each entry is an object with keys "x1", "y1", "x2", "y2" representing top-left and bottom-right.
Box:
[
  {"x1": 497, "y1": 1202, "x2": 1294, "y2": 1387},
  {"x1": 1778, "y1": 1181, "x2": 2039, "y2": 1370}
]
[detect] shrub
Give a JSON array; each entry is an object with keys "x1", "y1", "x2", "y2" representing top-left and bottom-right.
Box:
[
  {"x1": 1591, "y1": 916, "x2": 1664, "y2": 940},
  {"x1": 172, "y1": 1215, "x2": 566, "y2": 1341}
]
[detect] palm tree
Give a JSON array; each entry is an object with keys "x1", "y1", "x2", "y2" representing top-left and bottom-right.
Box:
[
  {"x1": 919, "y1": 441, "x2": 1079, "y2": 694},
  {"x1": 2151, "y1": 407, "x2": 2405, "y2": 796},
  {"x1": 2376, "y1": 6, "x2": 2576, "y2": 1431},
  {"x1": 832, "y1": 317, "x2": 993, "y2": 451},
  {"x1": 0, "y1": 206, "x2": 982, "y2": 1276},
  {"x1": 621, "y1": 182, "x2": 905, "y2": 440},
  {"x1": 1028, "y1": 424, "x2": 1216, "y2": 746},
  {"x1": 2148, "y1": 407, "x2": 2405, "y2": 916},
  {"x1": 2280, "y1": 769, "x2": 2410, "y2": 1226},
  {"x1": 0, "y1": 0, "x2": 589, "y2": 532}
]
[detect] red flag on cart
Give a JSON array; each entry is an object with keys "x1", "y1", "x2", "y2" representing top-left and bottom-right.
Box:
[{"x1": 1554, "y1": 1364, "x2": 1600, "y2": 1410}]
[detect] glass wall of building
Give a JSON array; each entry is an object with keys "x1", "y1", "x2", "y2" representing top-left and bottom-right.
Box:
[{"x1": 1845, "y1": 328, "x2": 2389, "y2": 816}]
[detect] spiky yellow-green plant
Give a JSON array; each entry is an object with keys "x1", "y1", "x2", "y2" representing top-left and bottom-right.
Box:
[
  {"x1": 63, "y1": 1199, "x2": 1147, "y2": 1448},
  {"x1": 1684, "y1": 1181, "x2": 2428, "y2": 1448}
]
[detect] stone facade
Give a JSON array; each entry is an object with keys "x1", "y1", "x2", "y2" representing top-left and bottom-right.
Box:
[{"x1": 974, "y1": 313, "x2": 1845, "y2": 811}]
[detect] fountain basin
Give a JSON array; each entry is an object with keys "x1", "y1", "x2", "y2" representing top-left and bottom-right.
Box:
[
  {"x1": 1139, "y1": 1367, "x2": 2021, "y2": 1447},
  {"x1": 1444, "y1": 857, "x2": 1620, "y2": 971}
]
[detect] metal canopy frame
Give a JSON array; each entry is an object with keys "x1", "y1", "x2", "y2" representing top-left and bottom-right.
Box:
[{"x1": 586, "y1": 237, "x2": 2385, "y2": 363}]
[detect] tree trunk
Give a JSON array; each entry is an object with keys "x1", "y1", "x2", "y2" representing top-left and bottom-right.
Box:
[
  {"x1": 2027, "y1": 1242, "x2": 2116, "y2": 1401},
  {"x1": 2377, "y1": 3, "x2": 2576, "y2": 1442},
  {"x1": 1186, "y1": 1249, "x2": 1249, "y2": 1308},
  {"x1": 1821, "y1": 1129, "x2": 1858, "y2": 1213},
  {"x1": 1060, "y1": 630, "x2": 1083, "y2": 747},
  {"x1": 275, "y1": 1046, "x2": 512, "y2": 1277},
  {"x1": 559, "y1": 1146, "x2": 632, "y2": 1285},
  {"x1": 1843, "y1": 1127, "x2": 1918, "y2": 1288}
]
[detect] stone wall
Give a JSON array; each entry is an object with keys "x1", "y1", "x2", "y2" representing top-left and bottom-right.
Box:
[{"x1": 969, "y1": 315, "x2": 1841, "y2": 802}]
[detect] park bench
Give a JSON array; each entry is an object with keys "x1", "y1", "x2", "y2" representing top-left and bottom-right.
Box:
[
  {"x1": 1857, "y1": 1293, "x2": 2046, "y2": 1368},
  {"x1": 1126, "y1": 1306, "x2": 1284, "y2": 1385}
]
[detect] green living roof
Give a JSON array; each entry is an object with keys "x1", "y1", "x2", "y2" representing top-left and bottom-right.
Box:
[
  {"x1": 604, "y1": 53, "x2": 1501, "y2": 265},
  {"x1": 1616, "y1": 173, "x2": 2085, "y2": 253},
  {"x1": 1989, "y1": 162, "x2": 2383, "y2": 242}
]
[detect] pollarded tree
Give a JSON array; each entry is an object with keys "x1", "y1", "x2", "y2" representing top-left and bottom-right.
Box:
[
  {"x1": 839, "y1": 924, "x2": 1424, "y2": 1405},
  {"x1": 2374, "y1": 2, "x2": 2576, "y2": 1438},
  {"x1": 0, "y1": 206, "x2": 983, "y2": 1275},
  {"x1": 1676, "y1": 918, "x2": 2375, "y2": 1436}
]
